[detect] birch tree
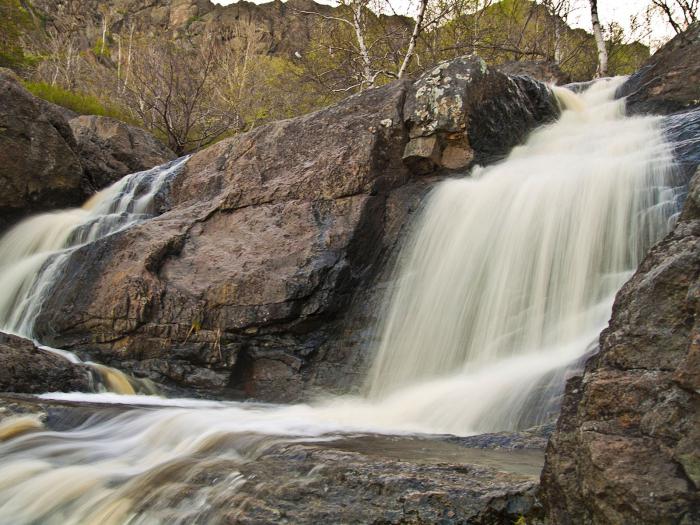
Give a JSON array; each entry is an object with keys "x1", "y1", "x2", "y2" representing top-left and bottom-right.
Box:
[{"x1": 589, "y1": 0, "x2": 608, "y2": 77}]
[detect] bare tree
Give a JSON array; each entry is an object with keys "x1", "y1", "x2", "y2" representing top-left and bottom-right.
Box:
[
  {"x1": 120, "y1": 33, "x2": 238, "y2": 154},
  {"x1": 650, "y1": 0, "x2": 698, "y2": 34},
  {"x1": 589, "y1": 0, "x2": 608, "y2": 77}
]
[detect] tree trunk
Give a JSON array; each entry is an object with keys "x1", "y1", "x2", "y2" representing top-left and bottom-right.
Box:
[
  {"x1": 589, "y1": 0, "x2": 607, "y2": 77},
  {"x1": 397, "y1": 0, "x2": 428, "y2": 79}
]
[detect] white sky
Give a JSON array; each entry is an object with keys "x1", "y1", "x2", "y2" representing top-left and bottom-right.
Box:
[{"x1": 214, "y1": 0, "x2": 675, "y2": 48}]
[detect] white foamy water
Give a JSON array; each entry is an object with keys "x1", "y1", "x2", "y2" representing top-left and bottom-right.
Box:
[
  {"x1": 0, "y1": 79, "x2": 685, "y2": 523},
  {"x1": 0, "y1": 158, "x2": 188, "y2": 395}
]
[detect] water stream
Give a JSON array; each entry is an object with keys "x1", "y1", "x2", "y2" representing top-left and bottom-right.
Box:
[{"x1": 0, "y1": 78, "x2": 685, "y2": 523}]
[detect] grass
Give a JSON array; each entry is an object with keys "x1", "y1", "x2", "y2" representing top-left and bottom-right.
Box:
[{"x1": 22, "y1": 80, "x2": 133, "y2": 122}]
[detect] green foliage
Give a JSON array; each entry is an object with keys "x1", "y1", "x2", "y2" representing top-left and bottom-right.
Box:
[
  {"x1": 22, "y1": 81, "x2": 132, "y2": 121},
  {"x1": 92, "y1": 38, "x2": 111, "y2": 58},
  {"x1": 0, "y1": 0, "x2": 33, "y2": 69}
]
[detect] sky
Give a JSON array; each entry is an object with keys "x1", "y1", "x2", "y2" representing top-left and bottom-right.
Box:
[{"x1": 214, "y1": 0, "x2": 676, "y2": 48}]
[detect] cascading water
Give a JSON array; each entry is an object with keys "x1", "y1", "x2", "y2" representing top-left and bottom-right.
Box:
[
  {"x1": 364, "y1": 77, "x2": 681, "y2": 431},
  {"x1": 0, "y1": 79, "x2": 686, "y2": 523},
  {"x1": 0, "y1": 157, "x2": 189, "y2": 393}
]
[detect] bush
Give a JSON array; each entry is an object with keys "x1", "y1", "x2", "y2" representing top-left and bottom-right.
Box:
[{"x1": 22, "y1": 81, "x2": 133, "y2": 122}]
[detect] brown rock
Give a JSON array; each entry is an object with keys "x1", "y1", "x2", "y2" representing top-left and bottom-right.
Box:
[
  {"x1": 69, "y1": 115, "x2": 176, "y2": 191},
  {"x1": 619, "y1": 22, "x2": 700, "y2": 116},
  {"x1": 0, "y1": 332, "x2": 91, "y2": 394},
  {"x1": 0, "y1": 68, "x2": 84, "y2": 232},
  {"x1": 540, "y1": 168, "x2": 700, "y2": 524}
]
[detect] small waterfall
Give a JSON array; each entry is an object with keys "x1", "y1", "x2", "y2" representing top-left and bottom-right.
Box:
[
  {"x1": 0, "y1": 157, "x2": 188, "y2": 337},
  {"x1": 0, "y1": 158, "x2": 188, "y2": 395},
  {"x1": 365, "y1": 77, "x2": 681, "y2": 431}
]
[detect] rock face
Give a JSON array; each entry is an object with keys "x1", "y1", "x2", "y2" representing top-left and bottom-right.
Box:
[
  {"x1": 69, "y1": 115, "x2": 176, "y2": 191},
  {"x1": 619, "y1": 22, "x2": 700, "y2": 116},
  {"x1": 540, "y1": 167, "x2": 700, "y2": 524},
  {"x1": 0, "y1": 69, "x2": 176, "y2": 232},
  {"x1": 0, "y1": 69, "x2": 84, "y2": 232},
  {"x1": 34, "y1": 57, "x2": 559, "y2": 400},
  {"x1": 0, "y1": 332, "x2": 91, "y2": 394}
]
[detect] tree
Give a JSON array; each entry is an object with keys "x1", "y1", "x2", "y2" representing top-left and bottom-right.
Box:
[
  {"x1": 650, "y1": 0, "x2": 698, "y2": 34},
  {"x1": 295, "y1": 0, "x2": 447, "y2": 93},
  {"x1": 589, "y1": 0, "x2": 608, "y2": 77},
  {"x1": 120, "y1": 33, "x2": 239, "y2": 155}
]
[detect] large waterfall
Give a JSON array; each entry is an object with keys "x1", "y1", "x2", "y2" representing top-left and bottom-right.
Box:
[
  {"x1": 364, "y1": 77, "x2": 680, "y2": 430},
  {"x1": 0, "y1": 78, "x2": 684, "y2": 523}
]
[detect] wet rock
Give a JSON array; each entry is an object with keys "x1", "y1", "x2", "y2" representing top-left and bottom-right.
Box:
[
  {"x1": 0, "y1": 68, "x2": 84, "y2": 232},
  {"x1": 33, "y1": 56, "x2": 559, "y2": 401},
  {"x1": 540, "y1": 167, "x2": 700, "y2": 524},
  {"x1": 498, "y1": 60, "x2": 572, "y2": 85},
  {"x1": 69, "y1": 115, "x2": 176, "y2": 191},
  {"x1": 0, "y1": 332, "x2": 91, "y2": 394},
  {"x1": 206, "y1": 442, "x2": 544, "y2": 525},
  {"x1": 619, "y1": 22, "x2": 700, "y2": 116}
]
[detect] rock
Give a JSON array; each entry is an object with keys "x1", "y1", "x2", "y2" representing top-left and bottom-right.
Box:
[
  {"x1": 0, "y1": 332, "x2": 91, "y2": 394},
  {"x1": 198, "y1": 440, "x2": 544, "y2": 524},
  {"x1": 540, "y1": 167, "x2": 700, "y2": 524},
  {"x1": 0, "y1": 68, "x2": 84, "y2": 232},
  {"x1": 404, "y1": 56, "x2": 560, "y2": 171},
  {"x1": 498, "y1": 60, "x2": 572, "y2": 85},
  {"x1": 69, "y1": 115, "x2": 176, "y2": 191},
  {"x1": 618, "y1": 22, "x2": 700, "y2": 116},
  {"x1": 33, "y1": 56, "x2": 559, "y2": 401}
]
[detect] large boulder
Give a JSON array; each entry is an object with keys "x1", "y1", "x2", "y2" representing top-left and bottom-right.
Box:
[
  {"x1": 540, "y1": 167, "x2": 700, "y2": 524},
  {"x1": 33, "y1": 56, "x2": 559, "y2": 400},
  {"x1": 0, "y1": 332, "x2": 91, "y2": 394},
  {"x1": 69, "y1": 115, "x2": 176, "y2": 191},
  {"x1": 618, "y1": 22, "x2": 700, "y2": 116},
  {"x1": 0, "y1": 69, "x2": 84, "y2": 232}
]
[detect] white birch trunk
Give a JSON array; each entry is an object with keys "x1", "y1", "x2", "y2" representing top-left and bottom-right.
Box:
[
  {"x1": 589, "y1": 0, "x2": 608, "y2": 77},
  {"x1": 397, "y1": 0, "x2": 428, "y2": 79}
]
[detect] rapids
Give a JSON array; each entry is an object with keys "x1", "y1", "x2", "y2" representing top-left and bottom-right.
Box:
[{"x1": 0, "y1": 78, "x2": 685, "y2": 523}]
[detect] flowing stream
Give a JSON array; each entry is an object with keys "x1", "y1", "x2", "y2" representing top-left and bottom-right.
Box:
[{"x1": 0, "y1": 78, "x2": 685, "y2": 523}]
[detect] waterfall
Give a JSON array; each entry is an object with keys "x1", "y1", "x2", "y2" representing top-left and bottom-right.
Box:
[
  {"x1": 0, "y1": 79, "x2": 687, "y2": 523},
  {"x1": 0, "y1": 158, "x2": 188, "y2": 394},
  {"x1": 0, "y1": 157, "x2": 188, "y2": 337},
  {"x1": 365, "y1": 77, "x2": 680, "y2": 430}
]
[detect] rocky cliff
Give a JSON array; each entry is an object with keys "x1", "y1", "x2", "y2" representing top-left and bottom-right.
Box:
[{"x1": 31, "y1": 57, "x2": 559, "y2": 401}]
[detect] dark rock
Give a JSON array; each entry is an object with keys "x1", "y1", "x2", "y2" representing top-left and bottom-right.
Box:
[
  {"x1": 540, "y1": 167, "x2": 700, "y2": 524},
  {"x1": 201, "y1": 441, "x2": 544, "y2": 524},
  {"x1": 619, "y1": 22, "x2": 700, "y2": 116},
  {"x1": 0, "y1": 332, "x2": 91, "y2": 394},
  {"x1": 498, "y1": 60, "x2": 572, "y2": 85},
  {"x1": 69, "y1": 115, "x2": 176, "y2": 191},
  {"x1": 403, "y1": 56, "x2": 560, "y2": 171},
  {"x1": 0, "y1": 68, "x2": 84, "y2": 232},
  {"x1": 33, "y1": 56, "x2": 559, "y2": 401}
]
